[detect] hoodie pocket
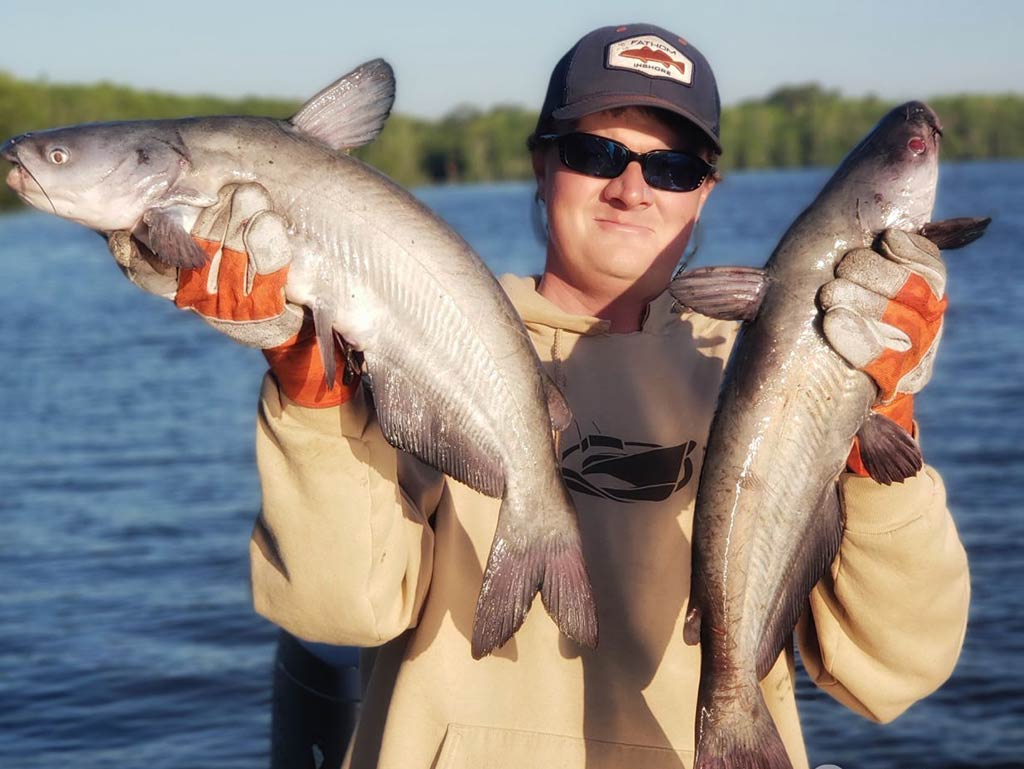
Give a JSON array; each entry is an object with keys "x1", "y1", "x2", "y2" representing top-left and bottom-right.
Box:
[{"x1": 434, "y1": 723, "x2": 692, "y2": 769}]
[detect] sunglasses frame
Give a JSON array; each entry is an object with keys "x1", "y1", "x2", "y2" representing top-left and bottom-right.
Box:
[{"x1": 537, "y1": 132, "x2": 714, "y2": 193}]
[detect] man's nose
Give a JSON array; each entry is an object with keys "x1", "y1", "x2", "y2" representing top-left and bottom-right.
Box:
[{"x1": 604, "y1": 160, "x2": 651, "y2": 208}]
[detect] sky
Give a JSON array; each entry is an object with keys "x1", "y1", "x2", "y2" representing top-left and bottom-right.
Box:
[{"x1": 2, "y1": 0, "x2": 1019, "y2": 119}]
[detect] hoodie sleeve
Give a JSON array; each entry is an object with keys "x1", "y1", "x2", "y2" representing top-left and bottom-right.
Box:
[
  {"x1": 249, "y1": 373, "x2": 443, "y2": 646},
  {"x1": 796, "y1": 462, "x2": 970, "y2": 722}
]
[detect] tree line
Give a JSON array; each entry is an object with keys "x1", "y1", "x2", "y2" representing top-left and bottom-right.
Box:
[{"x1": 1, "y1": 72, "x2": 1022, "y2": 210}]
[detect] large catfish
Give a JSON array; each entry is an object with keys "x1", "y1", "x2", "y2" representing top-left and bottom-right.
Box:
[
  {"x1": 669, "y1": 102, "x2": 988, "y2": 768},
  {"x1": 2, "y1": 59, "x2": 597, "y2": 659}
]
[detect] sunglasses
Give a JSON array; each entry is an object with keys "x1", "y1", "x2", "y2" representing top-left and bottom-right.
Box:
[{"x1": 538, "y1": 132, "x2": 714, "y2": 193}]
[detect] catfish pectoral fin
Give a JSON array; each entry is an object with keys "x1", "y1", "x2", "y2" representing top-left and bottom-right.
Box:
[
  {"x1": 312, "y1": 303, "x2": 338, "y2": 388},
  {"x1": 142, "y1": 208, "x2": 209, "y2": 269},
  {"x1": 920, "y1": 216, "x2": 992, "y2": 250},
  {"x1": 855, "y1": 411, "x2": 923, "y2": 485}
]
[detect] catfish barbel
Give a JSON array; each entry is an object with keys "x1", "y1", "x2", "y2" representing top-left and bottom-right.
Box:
[
  {"x1": 669, "y1": 102, "x2": 988, "y2": 768},
  {"x1": 2, "y1": 59, "x2": 597, "y2": 659}
]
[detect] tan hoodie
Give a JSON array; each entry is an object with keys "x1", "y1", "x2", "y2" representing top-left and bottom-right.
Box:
[{"x1": 250, "y1": 275, "x2": 970, "y2": 769}]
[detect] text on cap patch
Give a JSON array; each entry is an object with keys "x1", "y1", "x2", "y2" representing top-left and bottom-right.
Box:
[{"x1": 606, "y1": 35, "x2": 694, "y2": 85}]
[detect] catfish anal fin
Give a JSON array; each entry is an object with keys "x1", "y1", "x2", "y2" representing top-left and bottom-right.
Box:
[
  {"x1": 142, "y1": 208, "x2": 208, "y2": 269},
  {"x1": 364, "y1": 351, "x2": 505, "y2": 498},
  {"x1": 855, "y1": 411, "x2": 923, "y2": 485},
  {"x1": 920, "y1": 217, "x2": 992, "y2": 250},
  {"x1": 669, "y1": 266, "x2": 769, "y2": 321},
  {"x1": 754, "y1": 482, "x2": 843, "y2": 680}
]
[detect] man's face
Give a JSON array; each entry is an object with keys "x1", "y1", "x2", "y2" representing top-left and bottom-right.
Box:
[{"x1": 535, "y1": 108, "x2": 715, "y2": 304}]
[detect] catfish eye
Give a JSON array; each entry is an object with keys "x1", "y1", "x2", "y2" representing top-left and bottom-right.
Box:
[{"x1": 48, "y1": 147, "x2": 70, "y2": 165}]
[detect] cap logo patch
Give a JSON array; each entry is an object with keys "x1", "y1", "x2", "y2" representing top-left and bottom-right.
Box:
[{"x1": 607, "y1": 35, "x2": 693, "y2": 85}]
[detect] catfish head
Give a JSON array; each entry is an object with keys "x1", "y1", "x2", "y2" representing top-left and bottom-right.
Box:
[
  {"x1": 2, "y1": 122, "x2": 194, "y2": 232},
  {"x1": 825, "y1": 100, "x2": 943, "y2": 233}
]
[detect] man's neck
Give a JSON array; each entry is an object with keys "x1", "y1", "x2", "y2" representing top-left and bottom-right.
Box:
[{"x1": 537, "y1": 272, "x2": 651, "y2": 333}]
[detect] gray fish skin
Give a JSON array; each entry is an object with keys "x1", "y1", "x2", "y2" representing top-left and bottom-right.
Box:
[
  {"x1": 679, "y1": 102, "x2": 943, "y2": 769},
  {"x1": 1, "y1": 62, "x2": 597, "y2": 659}
]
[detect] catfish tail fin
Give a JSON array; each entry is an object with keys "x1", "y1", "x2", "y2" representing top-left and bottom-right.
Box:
[
  {"x1": 471, "y1": 492, "x2": 597, "y2": 659},
  {"x1": 694, "y1": 674, "x2": 793, "y2": 769}
]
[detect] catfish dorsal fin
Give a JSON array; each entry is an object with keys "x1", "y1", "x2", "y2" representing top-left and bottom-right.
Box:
[
  {"x1": 290, "y1": 59, "x2": 395, "y2": 151},
  {"x1": 669, "y1": 266, "x2": 769, "y2": 321}
]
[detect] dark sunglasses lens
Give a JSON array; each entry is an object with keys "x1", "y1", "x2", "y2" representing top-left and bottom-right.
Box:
[
  {"x1": 643, "y1": 151, "x2": 708, "y2": 192},
  {"x1": 561, "y1": 134, "x2": 627, "y2": 178}
]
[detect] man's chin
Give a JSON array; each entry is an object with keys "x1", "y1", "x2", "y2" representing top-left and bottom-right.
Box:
[{"x1": 599, "y1": 250, "x2": 681, "y2": 290}]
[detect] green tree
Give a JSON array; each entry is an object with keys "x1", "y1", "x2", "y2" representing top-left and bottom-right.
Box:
[{"x1": 2, "y1": 72, "x2": 1022, "y2": 211}]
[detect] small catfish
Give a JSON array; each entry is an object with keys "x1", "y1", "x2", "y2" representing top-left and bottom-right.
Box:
[
  {"x1": 2, "y1": 60, "x2": 597, "y2": 659},
  {"x1": 670, "y1": 102, "x2": 988, "y2": 768}
]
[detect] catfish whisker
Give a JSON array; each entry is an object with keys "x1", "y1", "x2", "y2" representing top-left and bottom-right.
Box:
[{"x1": 19, "y1": 162, "x2": 57, "y2": 216}]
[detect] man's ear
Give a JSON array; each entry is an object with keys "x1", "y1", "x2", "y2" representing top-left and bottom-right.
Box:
[
  {"x1": 694, "y1": 176, "x2": 716, "y2": 219},
  {"x1": 531, "y1": 148, "x2": 548, "y2": 194}
]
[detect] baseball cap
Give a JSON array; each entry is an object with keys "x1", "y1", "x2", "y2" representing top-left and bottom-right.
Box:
[{"x1": 532, "y1": 23, "x2": 722, "y2": 154}]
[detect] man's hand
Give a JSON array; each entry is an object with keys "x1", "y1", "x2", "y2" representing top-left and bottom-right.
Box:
[
  {"x1": 822, "y1": 229, "x2": 947, "y2": 403},
  {"x1": 108, "y1": 183, "x2": 355, "y2": 408},
  {"x1": 820, "y1": 228, "x2": 947, "y2": 476},
  {"x1": 109, "y1": 182, "x2": 303, "y2": 347}
]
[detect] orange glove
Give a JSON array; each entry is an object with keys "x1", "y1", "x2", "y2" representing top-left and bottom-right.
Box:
[
  {"x1": 820, "y1": 229, "x2": 947, "y2": 476},
  {"x1": 263, "y1": 321, "x2": 357, "y2": 408},
  {"x1": 108, "y1": 183, "x2": 357, "y2": 408}
]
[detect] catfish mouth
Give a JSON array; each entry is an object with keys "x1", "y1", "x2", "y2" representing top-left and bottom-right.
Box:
[
  {"x1": 4, "y1": 163, "x2": 23, "y2": 192},
  {"x1": 4, "y1": 160, "x2": 32, "y2": 200},
  {"x1": 2, "y1": 136, "x2": 57, "y2": 214},
  {"x1": 0, "y1": 136, "x2": 19, "y2": 164},
  {"x1": 1, "y1": 138, "x2": 25, "y2": 193},
  {"x1": 4, "y1": 160, "x2": 49, "y2": 210}
]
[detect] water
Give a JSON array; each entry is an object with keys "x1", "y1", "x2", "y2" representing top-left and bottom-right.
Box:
[{"x1": 1, "y1": 162, "x2": 1021, "y2": 768}]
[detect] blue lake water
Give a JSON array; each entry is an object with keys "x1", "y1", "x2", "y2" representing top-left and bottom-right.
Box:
[{"x1": 0, "y1": 161, "x2": 1021, "y2": 768}]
